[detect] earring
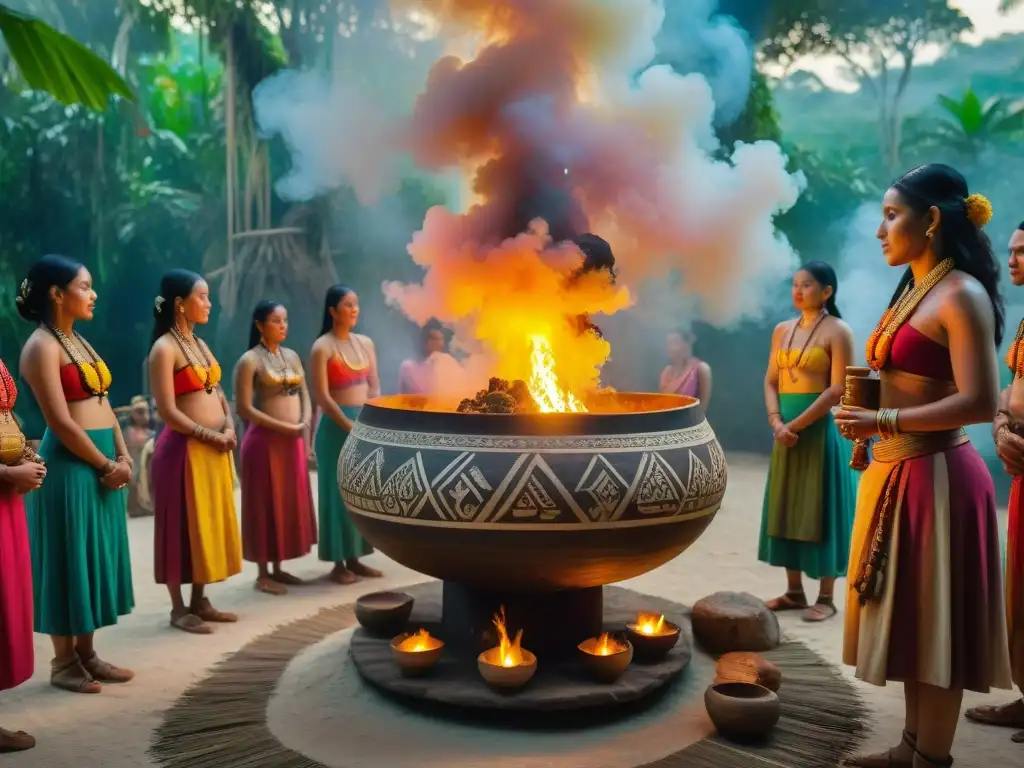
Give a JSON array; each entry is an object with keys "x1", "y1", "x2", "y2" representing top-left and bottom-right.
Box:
[
  {"x1": 926, "y1": 230, "x2": 934, "y2": 239},
  {"x1": 179, "y1": 305, "x2": 185, "y2": 314}
]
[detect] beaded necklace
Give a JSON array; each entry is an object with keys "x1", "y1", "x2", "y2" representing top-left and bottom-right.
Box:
[
  {"x1": 171, "y1": 325, "x2": 216, "y2": 394},
  {"x1": 0, "y1": 363, "x2": 16, "y2": 417},
  {"x1": 865, "y1": 258, "x2": 955, "y2": 371},
  {"x1": 47, "y1": 326, "x2": 108, "y2": 399},
  {"x1": 1005, "y1": 318, "x2": 1024, "y2": 379},
  {"x1": 258, "y1": 343, "x2": 301, "y2": 395},
  {"x1": 781, "y1": 309, "x2": 828, "y2": 383}
]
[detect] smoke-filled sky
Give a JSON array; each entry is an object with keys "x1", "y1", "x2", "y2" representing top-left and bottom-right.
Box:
[{"x1": 255, "y1": 0, "x2": 804, "y2": 394}]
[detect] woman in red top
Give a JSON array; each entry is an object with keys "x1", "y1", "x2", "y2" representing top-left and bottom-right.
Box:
[
  {"x1": 309, "y1": 285, "x2": 383, "y2": 585},
  {"x1": 17, "y1": 254, "x2": 135, "y2": 696}
]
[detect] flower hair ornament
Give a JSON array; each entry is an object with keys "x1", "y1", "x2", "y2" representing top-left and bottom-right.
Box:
[
  {"x1": 154, "y1": 295, "x2": 166, "y2": 312},
  {"x1": 15, "y1": 279, "x2": 30, "y2": 306},
  {"x1": 964, "y1": 193, "x2": 993, "y2": 228}
]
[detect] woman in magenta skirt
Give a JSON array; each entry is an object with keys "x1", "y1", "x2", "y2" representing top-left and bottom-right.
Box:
[
  {"x1": 0, "y1": 355, "x2": 47, "y2": 753},
  {"x1": 234, "y1": 301, "x2": 316, "y2": 594}
]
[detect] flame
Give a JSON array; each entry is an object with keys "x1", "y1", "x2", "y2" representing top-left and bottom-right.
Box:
[
  {"x1": 591, "y1": 632, "x2": 628, "y2": 656},
  {"x1": 398, "y1": 628, "x2": 437, "y2": 652},
  {"x1": 635, "y1": 612, "x2": 667, "y2": 636},
  {"x1": 528, "y1": 334, "x2": 588, "y2": 414},
  {"x1": 491, "y1": 606, "x2": 525, "y2": 667}
]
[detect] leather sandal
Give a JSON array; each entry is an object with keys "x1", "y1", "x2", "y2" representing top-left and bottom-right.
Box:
[
  {"x1": 0, "y1": 727, "x2": 35, "y2": 753},
  {"x1": 80, "y1": 651, "x2": 134, "y2": 683},
  {"x1": 170, "y1": 610, "x2": 212, "y2": 635},
  {"x1": 842, "y1": 730, "x2": 917, "y2": 767},
  {"x1": 765, "y1": 589, "x2": 808, "y2": 611},
  {"x1": 802, "y1": 596, "x2": 838, "y2": 622},
  {"x1": 50, "y1": 656, "x2": 101, "y2": 694},
  {"x1": 913, "y1": 749, "x2": 953, "y2": 767},
  {"x1": 191, "y1": 597, "x2": 238, "y2": 623}
]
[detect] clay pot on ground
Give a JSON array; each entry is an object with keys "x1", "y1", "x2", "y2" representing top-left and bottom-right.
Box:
[{"x1": 704, "y1": 682, "x2": 781, "y2": 740}]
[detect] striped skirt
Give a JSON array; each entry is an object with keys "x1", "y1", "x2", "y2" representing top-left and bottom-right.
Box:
[
  {"x1": 843, "y1": 440, "x2": 1013, "y2": 692},
  {"x1": 26, "y1": 429, "x2": 134, "y2": 636},
  {"x1": 240, "y1": 425, "x2": 317, "y2": 563},
  {"x1": 0, "y1": 485, "x2": 32, "y2": 690},
  {"x1": 1009, "y1": 477, "x2": 1024, "y2": 688},
  {"x1": 152, "y1": 430, "x2": 242, "y2": 585}
]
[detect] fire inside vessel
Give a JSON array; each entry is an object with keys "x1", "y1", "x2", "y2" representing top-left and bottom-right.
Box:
[{"x1": 339, "y1": 380, "x2": 727, "y2": 712}]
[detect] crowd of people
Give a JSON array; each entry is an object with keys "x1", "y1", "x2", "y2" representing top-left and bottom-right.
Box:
[{"x1": 0, "y1": 163, "x2": 1021, "y2": 767}]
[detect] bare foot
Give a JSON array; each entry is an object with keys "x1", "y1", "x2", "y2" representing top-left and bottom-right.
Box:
[
  {"x1": 271, "y1": 570, "x2": 304, "y2": 586},
  {"x1": 256, "y1": 577, "x2": 287, "y2": 596},
  {"x1": 0, "y1": 727, "x2": 35, "y2": 753},
  {"x1": 329, "y1": 566, "x2": 358, "y2": 585},
  {"x1": 347, "y1": 560, "x2": 383, "y2": 578},
  {"x1": 965, "y1": 698, "x2": 1024, "y2": 728}
]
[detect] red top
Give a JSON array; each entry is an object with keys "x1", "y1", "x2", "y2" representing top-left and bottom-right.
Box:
[
  {"x1": 889, "y1": 324, "x2": 954, "y2": 381},
  {"x1": 173, "y1": 363, "x2": 222, "y2": 396},
  {"x1": 59, "y1": 360, "x2": 113, "y2": 402},
  {"x1": 326, "y1": 356, "x2": 368, "y2": 389}
]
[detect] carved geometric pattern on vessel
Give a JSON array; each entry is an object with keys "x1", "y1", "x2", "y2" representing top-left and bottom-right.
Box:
[
  {"x1": 486, "y1": 453, "x2": 588, "y2": 524},
  {"x1": 634, "y1": 452, "x2": 687, "y2": 516},
  {"x1": 574, "y1": 454, "x2": 632, "y2": 522},
  {"x1": 348, "y1": 421, "x2": 713, "y2": 452},
  {"x1": 341, "y1": 441, "x2": 725, "y2": 525},
  {"x1": 432, "y1": 452, "x2": 495, "y2": 522}
]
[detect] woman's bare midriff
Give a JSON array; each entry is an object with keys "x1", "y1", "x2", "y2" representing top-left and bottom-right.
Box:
[
  {"x1": 329, "y1": 382, "x2": 369, "y2": 409},
  {"x1": 67, "y1": 397, "x2": 119, "y2": 431},
  {"x1": 176, "y1": 389, "x2": 228, "y2": 431},
  {"x1": 258, "y1": 390, "x2": 302, "y2": 423},
  {"x1": 779, "y1": 368, "x2": 829, "y2": 397},
  {"x1": 879, "y1": 369, "x2": 957, "y2": 411}
]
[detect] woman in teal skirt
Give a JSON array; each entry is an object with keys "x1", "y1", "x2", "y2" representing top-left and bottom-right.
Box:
[
  {"x1": 759, "y1": 261, "x2": 858, "y2": 622},
  {"x1": 16, "y1": 255, "x2": 135, "y2": 693},
  {"x1": 309, "y1": 285, "x2": 382, "y2": 585}
]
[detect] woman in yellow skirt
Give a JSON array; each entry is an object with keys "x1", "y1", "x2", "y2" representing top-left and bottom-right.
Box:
[
  {"x1": 835, "y1": 164, "x2": 1012, "y2": 768},
  {"x1": 149, "y1": 270, "x2": 242, "y2": 634}
]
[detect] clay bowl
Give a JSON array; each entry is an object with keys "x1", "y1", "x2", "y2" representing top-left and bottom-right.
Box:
[
  {"x1": 390, "y1": 632, "x2": 444, "y2": 677},
  {"x1": 704, "y1": 682, "x2": 781, "y2": 740},
  {"x1": 477, "y1": 648, "x2": 538, "y2": 690},
  {"x1": 577, "y1": 636, "x2": 634, "y2": 683},
  {"x1": 338, "y1": 392, "x2": 727, "y2": 592},
  {"x1": 355, "y1": 591, "x2": 414, "y2": 636},
  {"x1": 625, "y1": 620, "x2": 681, "y2": 662}
]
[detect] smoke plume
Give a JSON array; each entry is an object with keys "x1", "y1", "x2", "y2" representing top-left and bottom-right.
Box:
[{"x1": 256, "y1": 0, "x2": 805, "y2": 396}]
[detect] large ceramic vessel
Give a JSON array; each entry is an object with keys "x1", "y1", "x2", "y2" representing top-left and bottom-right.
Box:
[{"x1": 338, "y1": 392, "x2": 727, "y2": 592}]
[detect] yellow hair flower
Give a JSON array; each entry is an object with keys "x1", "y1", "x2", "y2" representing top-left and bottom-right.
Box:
[{"x1": 964, "y1": 193, "x2": 993, "y2": 228}]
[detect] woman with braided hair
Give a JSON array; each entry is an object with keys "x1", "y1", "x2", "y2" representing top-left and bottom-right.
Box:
[{"x1": 835, "y1": 164, "x2": 1013, "y2": 768}]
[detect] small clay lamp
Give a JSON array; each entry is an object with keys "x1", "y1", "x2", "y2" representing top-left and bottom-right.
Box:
[
  {"x1": 625, "y1": 611, "x2": 680, "y2": 661},
  {"x1": 578, "y1": 632, "x2": 633, "y2": 683},
  {"x1": 390, "y1": 628, "x2": 444, "y2": 676},
  {"x1": 356, "y1": 591, "x2": 414, "y2": 636},
  {"x1": 477, "y1": 607, "x2": 537, "y2": 690}
]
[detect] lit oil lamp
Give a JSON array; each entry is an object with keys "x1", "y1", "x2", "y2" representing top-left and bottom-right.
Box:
[
  {"x1": 390, "y1": 628, "x2": 444, "y2": 676},
  {"x1": 477, "y1": 607, "x2": 537, "y2": 689},
  {"x1": 625, "y1": 611, "x2": 680, "y2": 662},
  {"x1": 578, "y1": 632, "x2": 633, "y2": 683}
]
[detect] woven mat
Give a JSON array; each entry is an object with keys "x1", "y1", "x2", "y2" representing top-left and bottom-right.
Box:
[{"x1": 150, "y1": 585, "x2": 867, "y2": 768}]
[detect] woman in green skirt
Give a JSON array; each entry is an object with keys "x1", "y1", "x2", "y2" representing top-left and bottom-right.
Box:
[
  {"x1": 309, "y1": 285, "x2": 383, "y2": 585},
  {"x1": 759, "y1": 261, "x2": 858, "y2": 622},
  {"x1": 17, "y1": 255, "x2": 135, "y2": 693}
]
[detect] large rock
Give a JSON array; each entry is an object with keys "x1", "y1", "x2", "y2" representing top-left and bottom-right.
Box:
[
  {"x1": 691, "y1": 591, "x2": 780, "y2": 653},
  {"x1": 714, "y1": 651, "x2": 782, "y2": 692}
]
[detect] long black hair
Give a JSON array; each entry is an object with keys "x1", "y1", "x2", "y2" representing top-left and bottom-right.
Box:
[
  {"x1": 419, "y1": 317, "x2": 449, "y2": 357},
  {"x1": 249, "y1": 301, "x2": 283, "y2": 349},
  {"x1": 887, "y1": 164, "x2": 1004, "y2": 344},
  {"x1": 151, "y1": 269, "x2": 203, "y2": 345},
  {"x1": 800, "y1": 260, "x2": 842, "y2": 319},
  {"x1": 320, "y1": 284, "x2": 352, "y2": 336},
  {"x1": 15, "y1": 254, "x2": 84, "y2": 324}
]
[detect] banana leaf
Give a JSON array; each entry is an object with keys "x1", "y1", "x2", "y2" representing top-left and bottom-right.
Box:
[{"x1": 0, "y1": 5, "x2": 134, "y2": 111}]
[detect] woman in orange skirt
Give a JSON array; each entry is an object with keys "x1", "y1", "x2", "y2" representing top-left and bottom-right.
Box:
[
  {"x1": 234, "y1": 301, "x2": 316, "y2": 595},
  {"x1": 149, "y1": 270, "x2": 242, "y2": 634}
]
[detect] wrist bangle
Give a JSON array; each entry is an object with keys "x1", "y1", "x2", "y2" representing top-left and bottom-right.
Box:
[{"x1": 99, "y1": 459, "x2": 116, "y2": 476}]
